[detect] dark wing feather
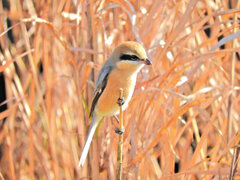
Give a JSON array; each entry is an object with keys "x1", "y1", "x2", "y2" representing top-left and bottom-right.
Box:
[{"x1": 89, "y1": 67, "x2": 112, "y2": 117}]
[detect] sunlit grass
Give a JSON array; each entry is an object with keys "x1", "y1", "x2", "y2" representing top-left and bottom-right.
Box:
[{"x1": 0, "y1": 0, "x2": 240, "y2": 179}]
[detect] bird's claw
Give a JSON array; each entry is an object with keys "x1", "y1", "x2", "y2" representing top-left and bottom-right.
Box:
[
  {"x1": 117, "y1": 97, "x2": 125, "y2": 106},
  {"x1": 115, "y1": 127, "x2": 125, "y2": 135}
]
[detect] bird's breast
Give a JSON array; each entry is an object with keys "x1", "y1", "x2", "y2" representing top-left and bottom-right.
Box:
[{"x1": 95, "y1": 68, "x2": 137, "y2": 117}]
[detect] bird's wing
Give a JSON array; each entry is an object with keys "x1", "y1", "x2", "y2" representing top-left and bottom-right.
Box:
[{"x1": 89, "y1": 66, "x2": 112, "y2": 117}]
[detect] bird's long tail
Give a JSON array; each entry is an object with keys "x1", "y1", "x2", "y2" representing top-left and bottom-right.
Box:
[{"x1": 79, "y1": 114, "x2": 100, "y2": 167}]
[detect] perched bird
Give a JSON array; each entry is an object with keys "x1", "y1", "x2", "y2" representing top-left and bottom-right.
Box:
[{"x1": 79, "y1": 41, "x2": 152, "y2": 166}]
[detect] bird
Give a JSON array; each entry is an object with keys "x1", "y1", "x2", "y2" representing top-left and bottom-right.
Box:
[{"x1": 79, "y1": 41, "x2": 152, "y2": 166}]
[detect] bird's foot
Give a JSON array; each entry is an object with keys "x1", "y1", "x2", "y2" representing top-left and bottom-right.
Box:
[
  {"x1": 117, "y1": 97, "x2": 125, "y2": 106},
  {"x1": 115, "y1": 127, "x2": 125, "y2": 135}
]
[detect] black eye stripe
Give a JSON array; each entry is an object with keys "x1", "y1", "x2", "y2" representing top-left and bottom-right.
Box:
[{"x1": 120, "y1": 54, "x2": 140, "y2": 61}]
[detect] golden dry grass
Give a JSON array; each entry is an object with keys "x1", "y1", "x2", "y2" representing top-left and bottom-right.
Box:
[{"x1": 0, "y1": 0, "x2": 240, "y2": 179}]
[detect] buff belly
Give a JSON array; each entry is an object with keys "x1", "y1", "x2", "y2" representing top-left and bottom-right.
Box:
[{"x1": 95, "y1": 68, "x2": 137, "y2": 117}]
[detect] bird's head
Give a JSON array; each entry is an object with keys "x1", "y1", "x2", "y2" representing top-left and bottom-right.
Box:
[{"x1": 110, "y1": 41, "x2": 152, "y2": 72}]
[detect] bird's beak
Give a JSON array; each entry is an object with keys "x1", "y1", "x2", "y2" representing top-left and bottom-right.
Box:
[{"x1": 143, "y1": 58, "x2": 152, "y2": 65}]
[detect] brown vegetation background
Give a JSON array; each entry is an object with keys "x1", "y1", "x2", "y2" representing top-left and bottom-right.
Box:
[{"x1": 0, "y1": 0, "x2": 240, "y2": 179}]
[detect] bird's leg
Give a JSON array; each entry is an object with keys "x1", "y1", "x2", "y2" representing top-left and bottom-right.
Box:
[
  {"x1": 115, "y1": 97, "x2": 125, "y2": 134},
  {"x1": 113, "y1": 115, "x2": 119, "y2": 123},
  {"x1": 114, "y1": 115, "x2": 125, "y2": 134}
]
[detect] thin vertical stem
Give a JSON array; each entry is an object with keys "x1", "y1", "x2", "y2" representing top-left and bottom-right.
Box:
[
  {"x1": 117, "y1": 88, "x2": 124, "y2": 180},
  {"x1": 228, "y1": 10, "x2": 239, "y2": 180}
]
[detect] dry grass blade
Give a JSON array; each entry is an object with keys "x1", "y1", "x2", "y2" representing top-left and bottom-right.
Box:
[
  {"x1": 0, "y1": 102, "x2": 19, "y2": 120},
  {"x1": 128, "y1": 99, "x2": 205, "y2": 167},
  {"x1": 211, "y1": 31, "x2": 240, "y2": 51},
  {"x1": 229, "y1": 144, "x2": 240, "y2": 180}
]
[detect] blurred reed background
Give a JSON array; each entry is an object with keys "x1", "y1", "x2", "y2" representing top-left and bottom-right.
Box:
[{"x1": 0, "y1": 0, "x2": 240, "y2": 179}]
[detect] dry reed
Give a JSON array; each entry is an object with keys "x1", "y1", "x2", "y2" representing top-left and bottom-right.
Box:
[{"x1": 0, "y1": 0, "x2": 240, "y2": 179}]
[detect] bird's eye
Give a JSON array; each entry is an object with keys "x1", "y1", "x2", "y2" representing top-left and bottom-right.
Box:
[{"x1": 120, "y1": 54, "x2": 140, "y2": 61}]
